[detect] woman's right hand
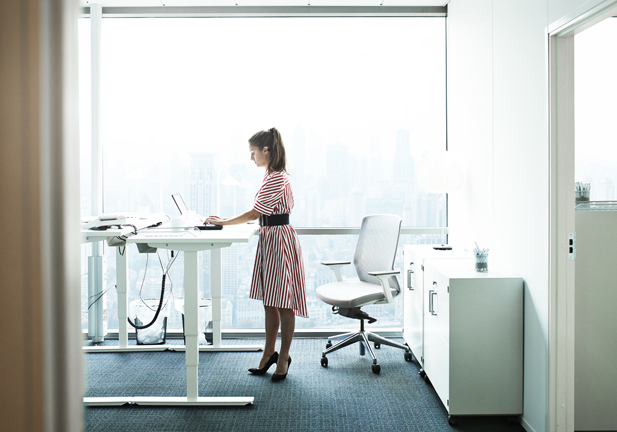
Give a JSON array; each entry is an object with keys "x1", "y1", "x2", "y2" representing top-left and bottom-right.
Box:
[{"x1": 205, "y1": 216, "x2": 226, "y2": 225}]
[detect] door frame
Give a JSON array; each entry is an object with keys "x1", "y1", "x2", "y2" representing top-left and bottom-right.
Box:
[{"x1": 548, "y1": 2, "x2": 617, "y2": 431}]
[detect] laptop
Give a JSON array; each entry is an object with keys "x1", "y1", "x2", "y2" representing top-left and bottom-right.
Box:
[
  {"x1": 172, "y1": 193, "x2": 190, "y2": 216},
  {"x1": 171, "y1": 194, "x2": 222, "y2": 230}
]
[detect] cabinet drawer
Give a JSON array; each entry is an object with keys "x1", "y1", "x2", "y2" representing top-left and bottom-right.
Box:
[
  {"x1": 403, "y1": 249, "x2": 426, "y2": 363},
  {"x1": 424, "y1": 317, "x2": 449, "y2": 410},
  {"x1": 424, "y1": 265, "x2": 450, "y2": 344}
]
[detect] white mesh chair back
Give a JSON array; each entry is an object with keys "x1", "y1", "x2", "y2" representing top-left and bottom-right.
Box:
[{"x1": 353, "y1": 214, "x2": 402, "y2": 293}]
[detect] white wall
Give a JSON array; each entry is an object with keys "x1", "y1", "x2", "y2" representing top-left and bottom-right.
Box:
[
  {"x1": 491, "y1": 2, "x2": 550, "y2": 432},
  {"x1": 447, "y1": 1, "x2": 597, "y2": 432},
  {"x1": 446, "y1": 0, "x2": 494, "y2": 251},
  {"x1": 448, "y1": 2, "x2": 551, "y2": 432}
]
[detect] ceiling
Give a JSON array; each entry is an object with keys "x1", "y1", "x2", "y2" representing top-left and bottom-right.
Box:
[{"x1": 80, "y1": 1, "x2": 449, "y2": 6}]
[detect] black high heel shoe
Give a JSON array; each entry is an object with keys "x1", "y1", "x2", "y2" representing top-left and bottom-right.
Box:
[
  {"x1": 248, "y1": 352, "x2": 279, "y2": 375},
  {"x1": 271, "y1": 356, "x2": 292, "y2": 382}
]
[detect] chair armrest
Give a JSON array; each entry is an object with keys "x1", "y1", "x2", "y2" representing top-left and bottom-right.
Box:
[
  {"x1": 368, "y1": 270, "x2": 400, "y2": 303},
  {"x1": 367, "y1": 270, "x2": 400, "y2": 277},
  {"x1": 321, "y1": 261, "x2": 351, "y2": 282}
]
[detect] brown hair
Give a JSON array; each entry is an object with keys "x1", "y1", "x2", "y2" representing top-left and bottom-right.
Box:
[{"x1": 249, "y1": 127, "x2": 287, "y2": 173}]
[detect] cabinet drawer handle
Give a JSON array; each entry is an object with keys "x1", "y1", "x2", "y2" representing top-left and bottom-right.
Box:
[
  {"x1": 429, "y1": 281, "x2": 438, "y2": 316},
  {"x1": 430, "y1": 292, "x2": 438, "y2": 316},
  {"x1": 428, "y1": 289, "x2": 433, "y2": 313},
  {"x1": 407, "y1": 269, "x2": 413, "y2": 290}
]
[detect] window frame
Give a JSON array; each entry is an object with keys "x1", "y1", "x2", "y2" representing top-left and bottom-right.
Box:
[{"x1": 79, "y1": 8, "x2": 450, "y2": 337}]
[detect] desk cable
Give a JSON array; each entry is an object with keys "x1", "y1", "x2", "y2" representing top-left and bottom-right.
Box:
[{"x1": 127, "y1": 249, "x2": 178, "y2": 330}]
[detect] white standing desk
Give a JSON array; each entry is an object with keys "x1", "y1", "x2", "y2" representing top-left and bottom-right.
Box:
[
  {"x1": 81, "y1": 215, "x2": 168, "y2": 349},
  {"x1": 83, "y1": 222, "x2": 260, "y2": 407}
]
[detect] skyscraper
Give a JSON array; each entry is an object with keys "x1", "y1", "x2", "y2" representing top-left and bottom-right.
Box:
[
  {"x1": 187, "y1": 152, "x2": 216, "y2": 218},
  {"x1": 393, "y1": 129, "x2": 415, "y2": 184}
]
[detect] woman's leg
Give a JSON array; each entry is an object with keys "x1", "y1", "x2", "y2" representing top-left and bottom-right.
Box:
[
  {"x1": 275, "y1": 308, "x2": 295, "y2": 375},
  {"x1": 257, "y1": 305, "x2": 280, "y2": 368}
]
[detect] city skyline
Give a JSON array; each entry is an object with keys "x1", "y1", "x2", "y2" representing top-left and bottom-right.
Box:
[{"x1": 81, "y1": 126, "x2": 447, "y2": 334}]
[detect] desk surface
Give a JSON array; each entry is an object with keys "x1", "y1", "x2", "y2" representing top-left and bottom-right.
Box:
[
  {"x1": 81, "y1": 214, "x2": 169, "y2": 244},
  {"x1": 81, "y1": 227, "x2": 129, "y2": 243},
  {"x1": 128, "y1": 223, "x2": 259, "y2": 246}
]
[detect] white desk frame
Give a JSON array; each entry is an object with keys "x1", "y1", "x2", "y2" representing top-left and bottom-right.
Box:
[
  {"x1": 81, "y1": 215, "x2": 168, "y2": 348},
  {"x1": 82, "y1": 226, "x2": 134, "y2": 344},
  {"x1": 83, "y1": 223, "x2": 260, "y2": 406}
]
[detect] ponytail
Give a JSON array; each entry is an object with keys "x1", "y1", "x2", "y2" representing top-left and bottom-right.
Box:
[{"x1": 249, "y1": 127, "x2": 288, "y2": 173}]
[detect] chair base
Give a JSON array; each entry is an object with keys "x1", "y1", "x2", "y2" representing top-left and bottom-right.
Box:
[{"x1": 321, "y1": 320, "x2": 411, "y2": 372}]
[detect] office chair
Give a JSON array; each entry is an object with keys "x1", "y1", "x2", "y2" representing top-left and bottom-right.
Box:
[{"x1": 316, "y1": 214, "x2": 412, "y2": 374}]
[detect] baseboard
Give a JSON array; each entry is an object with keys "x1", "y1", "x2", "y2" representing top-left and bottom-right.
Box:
[
  {"x1": 521, "y1": 416, "x2": 538, "y2": 432},
  {"x1": 83, "y1": 328, "x2": 405, "y2": 340}
]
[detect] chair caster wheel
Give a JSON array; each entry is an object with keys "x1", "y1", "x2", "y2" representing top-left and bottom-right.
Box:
[
  {"x1": 448, "y1": 415, "x2": 459, "y2": 426},
  {"x1": 371, "y1": 364, "x2": 381, "y2": 374},
  {"x1": 325, "y1": 341, "x2": 332, "y2": 349},
  {"x1": 374, "y1": 343, "x2": 381, "y2": 349},
  {"x1": 320, "y1": 357, "x2": 328, "y2": 368},
  {"x1": 404, "y1": 352, "x2": 413, "y2": 362}
]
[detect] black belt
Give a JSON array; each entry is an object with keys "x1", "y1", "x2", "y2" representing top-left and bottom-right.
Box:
[{"x1": 259, "y1": 214, "x2": 290, "y2": 227}]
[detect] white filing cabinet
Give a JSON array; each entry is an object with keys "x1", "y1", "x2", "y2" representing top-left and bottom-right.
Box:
[
  {"x1": 402, "y1": 245, "x2": 471, "y2": 372},
  {"x1": 575, "y1": 209, "x2": 617, "y2": 431},
  {"x1": 422, "y1": 259, "x2": 523, "y2": 421}
]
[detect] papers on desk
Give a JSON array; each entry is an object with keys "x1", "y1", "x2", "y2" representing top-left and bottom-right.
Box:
[
  {"x1": 82, "y1": 213, "x2": 168, "y2": 231},
  {"x1": 81, "y1": 213, "x2": 170, "y2": 247}
]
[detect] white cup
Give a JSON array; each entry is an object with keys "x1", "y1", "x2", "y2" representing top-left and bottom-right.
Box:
[{"x1": 170, "y1": 216, "x2": 186, "y2": 227}]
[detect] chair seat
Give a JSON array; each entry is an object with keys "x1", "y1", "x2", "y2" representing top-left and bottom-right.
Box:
[{"x1": 315, "y1": 280, "x2": 399, "y2": 309}]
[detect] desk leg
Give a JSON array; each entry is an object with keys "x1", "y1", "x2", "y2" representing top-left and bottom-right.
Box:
[
  {"x1": 193, "y1": 246, "x2": 259, "y2": 353},
  {"x1": 87, "y1": 242, "x2": 106, "y2": 343},
  {"x1": 116, "y1": 246, "x2": 128, "y2": 349},
  {"x1": 184, "y1": 250, "x2": 200, "y2": 401},
  {"x1": 211, "y1": 248, "x2": 222, "y2": 348}
]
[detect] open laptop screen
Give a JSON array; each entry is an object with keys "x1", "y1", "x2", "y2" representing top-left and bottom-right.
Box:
[{"x1": 171, "y1": 194, "x2": 189, "y2": 215}]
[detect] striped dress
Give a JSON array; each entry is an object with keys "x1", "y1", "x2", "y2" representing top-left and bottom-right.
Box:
[{"x1": 249, "y1": 170, "x2": 308, "y2": 318}]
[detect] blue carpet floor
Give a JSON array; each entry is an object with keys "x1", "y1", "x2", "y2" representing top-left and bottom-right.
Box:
[{"x1": 84, "y1": 338, "x2": 525, "y2": 432}]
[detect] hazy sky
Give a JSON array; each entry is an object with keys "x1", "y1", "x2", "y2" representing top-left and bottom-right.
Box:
[
  {"x1": 79, "y1": 17, "x2": 446, "y2": 171},
  {"x1": 575, "y1": 18, "x2": 617, "y2": 175}
]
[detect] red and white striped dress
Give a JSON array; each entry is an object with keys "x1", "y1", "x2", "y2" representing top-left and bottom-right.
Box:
[{"x1": 249, "y1": 170, "x2": 308, "y2": 318}]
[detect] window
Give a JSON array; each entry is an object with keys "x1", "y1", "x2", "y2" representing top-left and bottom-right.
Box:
[
  {"x1": 79, "y1": 16, "x2": 447, "y2": 332},
  {"x1": 575, "y1": 18, "x2": 617, "y2": 201}
]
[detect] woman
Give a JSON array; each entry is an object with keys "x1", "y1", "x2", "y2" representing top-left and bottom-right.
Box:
[{"x1": 205, "y1": 128, "x2": 308, "y2": 382}]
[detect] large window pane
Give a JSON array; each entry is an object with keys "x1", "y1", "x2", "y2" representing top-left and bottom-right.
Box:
[
  {"x1": 575, "y1": 18, "x2": 617, "y2": 201},
  {"x1": 99, "y1": 17, "x2": 445, "y2": 227},
  {"x1": 80, "y1": 17, "x2": 446, "y2": 332}
]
